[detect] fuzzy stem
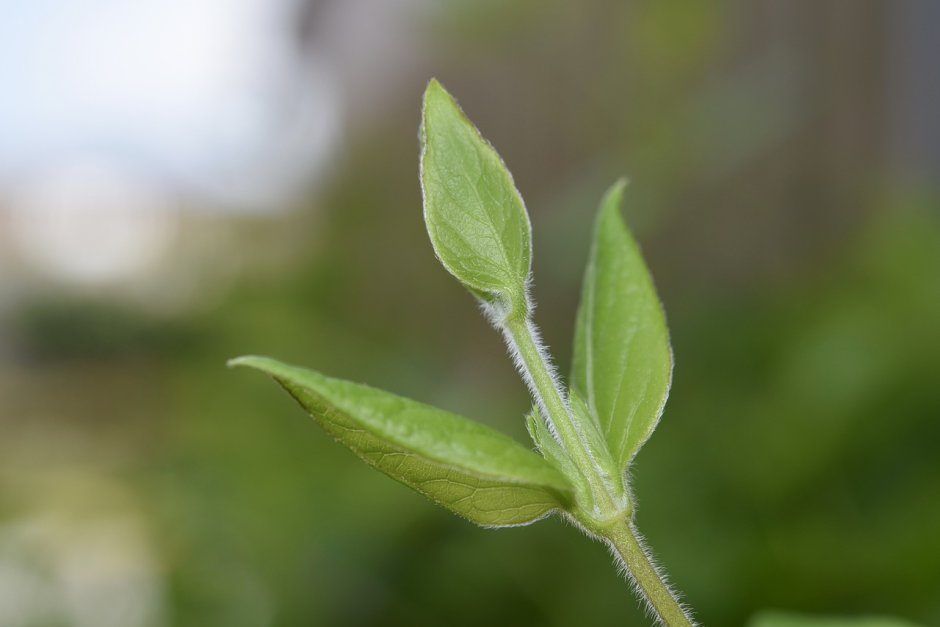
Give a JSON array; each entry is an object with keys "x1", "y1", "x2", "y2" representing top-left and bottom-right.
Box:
[
  {"x1": 501, "y1": 312, "x2": 694, "y2": 626},
  {"x1": 502, "y1": 316, "x2": 585, "y2": 464},
  {"x1": 501, "y1": 315, "x2": 620, "y2": 514},
  {"x1": 606, "y1": 519, "x2": 695, "y2": 626}
]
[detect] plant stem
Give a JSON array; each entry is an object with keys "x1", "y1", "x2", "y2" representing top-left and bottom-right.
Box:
[
  {"x1": 502, "y1": 317, "x2": 581, "y2": 457},
  {"x1": 502, "y1": 315, "x2": 616, "y2": 512},
  {"x1": 503, "y1": 313, "x2": 694, "y2": 627},
  {"x1": 606, "y1": 520, "x2": 694, "y2": 626}
]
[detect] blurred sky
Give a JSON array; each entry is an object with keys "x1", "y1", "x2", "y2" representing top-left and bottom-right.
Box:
[
  {"x1": 0, "y1": 0, "x2": 344, "y2": 288},
  {"x1": 0, "y1": 0, "x2": 339, "y2": 208}
]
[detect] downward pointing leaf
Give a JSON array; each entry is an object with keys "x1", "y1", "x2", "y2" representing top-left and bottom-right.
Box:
[
  {"x1": 571, "y1": 181, "x2": 673, "y2": 470},
  {"x1": 420, "y1": 79, "x2": 532, "y2": 315},
  {"x1": 231, "y1": 355, "x2": 573, "y2": 527}
]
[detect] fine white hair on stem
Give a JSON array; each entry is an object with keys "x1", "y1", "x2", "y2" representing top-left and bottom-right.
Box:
[
  {"x1": 500, "y1": 317, "x2": 566, "y2": 442},
  {"x1": 483, "y1": 288, "x2": 606, "y2": 473},
  {"x1": 478, "y1": 288, "x2": 566, "y2": 444},
  {"x1": 480, "y1": 283, "x2": 693, "y2": 624},
  {"x1": 604, "y1": 523, "x2": 698, "y2": 627}
]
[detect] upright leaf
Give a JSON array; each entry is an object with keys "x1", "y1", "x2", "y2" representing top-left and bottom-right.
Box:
[
  {"x1": 420, "y1": 79, "x2": 532, "y2": 314},
  {"x1": 231, "y1": 356, "x2": 573, "y2": 527},
  {"x1": 570, "y1": 181, "x2": 673, "y2": 470}
]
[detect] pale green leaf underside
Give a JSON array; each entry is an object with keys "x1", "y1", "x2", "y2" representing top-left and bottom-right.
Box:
[
  {"x1": 420, "y1": 79, "x2": 531, "y2": 308},
  {"x1": 571, "y1": 181, "x2": 673, "y2": 470},
  {"x1": 230, "y1": 355, "x2": 573, "y2": 527}
]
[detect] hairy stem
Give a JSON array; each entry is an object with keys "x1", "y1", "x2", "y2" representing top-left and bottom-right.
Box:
[
  {"x1": 502, "y1": 315, "x2": 617, "y2": 513},
  {"x1": 502, "y1": 312, "x2": 694, "y2": 626},
  {"x1": 502, "y1": 316, "x2": 582, "y2": 460},
  {"x1": 606, "y1": 519, "x2": 695, "y2": 627}
]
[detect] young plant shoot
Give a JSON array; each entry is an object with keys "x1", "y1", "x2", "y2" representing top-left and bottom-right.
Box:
[{"x1": 231, "y1": 79, "x2": 694, "y2": 626}]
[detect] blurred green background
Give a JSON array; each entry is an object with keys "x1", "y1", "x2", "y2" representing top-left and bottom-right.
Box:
[{"x1": 1, "y1": 1, "x2": 938, "y2": 626}]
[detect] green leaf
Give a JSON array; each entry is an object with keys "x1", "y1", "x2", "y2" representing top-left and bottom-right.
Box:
[
  {"x1": 568, "y1": 392, "x2": 624, "y2": 494},
  {"x1": 525, "y1": 409, "x2": 577, "y2": 484},
  {"x1": 570, "y1": 180, "x2": 673, "y2": 470},
  {"x1": 420, "y1": 78, "x2": 532, "y2": 315},
  {"x1": 747, "y1": 611, "x2": 923, "y2": 627},
  {"x1": 230, "y1": 355, "x2": 573, "y2": 527}
]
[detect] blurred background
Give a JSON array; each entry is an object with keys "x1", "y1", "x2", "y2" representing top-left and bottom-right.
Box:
[{"x1": 1, "y1": 1, "x2": 938, "y2": 625}]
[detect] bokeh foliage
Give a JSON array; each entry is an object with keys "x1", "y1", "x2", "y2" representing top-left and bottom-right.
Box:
[{"x1": 2, "y1": 1, "x2": 938, "y2": 626}]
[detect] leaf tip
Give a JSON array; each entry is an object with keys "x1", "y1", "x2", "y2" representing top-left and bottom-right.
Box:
[
  {"x1": 422, "y1": 77, "x2": 452, "y2": 120},
  {"x1": 421, "y1": 78, "x2": 468, "y2": 136},
  {"x1": 423, "y1": 77, "x2": 449, "y2": 103},
  {"x1": 227, "y1": 355, "x2": 274, "y2": 372},
  {"x1": 425, "y1": 76, "x2": 443, "y2": 94},
  {"x1": 603, "y1": 178, "x2": 629, "y2": 211}
]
